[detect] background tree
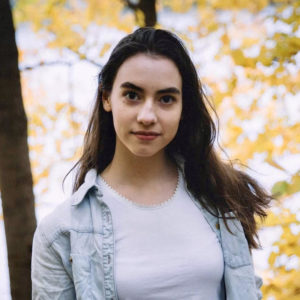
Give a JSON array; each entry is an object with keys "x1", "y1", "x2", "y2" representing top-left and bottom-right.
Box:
[
  {"x1": 1, "y1": 0, "x2": 298, "y2": 299},
  {"x1": 125, "y1": 0, "x2": 157, "y2": 27},
  {"x1": 0, "y1": 0, "x2": 36, "y2": 298}
]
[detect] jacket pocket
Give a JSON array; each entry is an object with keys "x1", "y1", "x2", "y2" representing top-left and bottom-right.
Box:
[{"x1": 70, "y1": 254, "x2": 92, "y2": 300}]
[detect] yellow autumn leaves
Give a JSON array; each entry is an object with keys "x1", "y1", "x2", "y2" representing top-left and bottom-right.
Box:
[{"x1": 15, "y1": 0, "x2": 300, "y2": 299}]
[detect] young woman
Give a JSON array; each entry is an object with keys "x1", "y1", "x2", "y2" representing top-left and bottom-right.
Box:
[{"x1": 32, "y1": 28, "x2": 271, "y2": 300}]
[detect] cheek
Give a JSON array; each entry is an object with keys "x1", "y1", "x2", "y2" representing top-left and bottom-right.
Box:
[
  {"x1": 111, "y1": 107, "x2": 131, "y2": 133},
  {"x1": 172, "y1": 111, "x2": 183, "y2": 134},
  {"x1": 163, "y1": 113, "x2": 182, "y2": 136}
]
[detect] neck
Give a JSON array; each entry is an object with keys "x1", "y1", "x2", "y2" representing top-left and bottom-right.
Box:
[{"x1": 101, "y1": 145, "x2": 176, "y2": 187}]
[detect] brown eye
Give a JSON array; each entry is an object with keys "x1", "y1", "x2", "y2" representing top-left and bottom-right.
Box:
[
  {"x1": 125, "y1": 91, "x2": 139, "y2": 101},
  {"x1": 160, "y1": 95, "x2": 175, "y2": 104}
]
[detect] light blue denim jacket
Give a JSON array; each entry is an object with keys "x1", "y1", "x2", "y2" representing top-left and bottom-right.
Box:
[{"x1": 32, "y1": 169, "x2": 263, "y2": 300}]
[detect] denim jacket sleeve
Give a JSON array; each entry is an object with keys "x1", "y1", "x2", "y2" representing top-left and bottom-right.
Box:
[{"x1": 31, "y1": 222, "x2": 75, "y2": 299}]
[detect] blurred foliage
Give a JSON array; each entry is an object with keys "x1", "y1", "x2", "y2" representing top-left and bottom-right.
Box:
[{"x1": 13, "y1": 0, "x2": 300, "y2": 299}]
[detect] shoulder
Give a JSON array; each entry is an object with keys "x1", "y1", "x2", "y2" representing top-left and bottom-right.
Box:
[
  {"x1": 36, "y1": 169, "x2": 102, "y2": 245},
  {"x1": 36, "y1": 192, "x2": 95, "y2": 246},
  {"x1": 36, "y1": 197, "x2": 73, "y2": 246},
  {"x1": 35, "y1": 169, "x2": 102, "y2": 246}
]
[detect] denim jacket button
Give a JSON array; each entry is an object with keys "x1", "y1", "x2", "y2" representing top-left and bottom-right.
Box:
[{"x1": 215, "y1": 223, "x2": 220, "y2": 230}]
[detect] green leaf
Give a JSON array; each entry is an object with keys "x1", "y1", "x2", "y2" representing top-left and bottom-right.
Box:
[{"x1": 271, "y1": 181, "x2": 289, "y2": 197}]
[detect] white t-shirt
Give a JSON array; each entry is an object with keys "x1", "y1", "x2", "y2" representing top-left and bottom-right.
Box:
[{"x1": 98, "y1": 169, "x2": 225, "y2": 300}]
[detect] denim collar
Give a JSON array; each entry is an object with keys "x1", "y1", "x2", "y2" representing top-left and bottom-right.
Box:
[{"x1": 71, "y1": 169, "x2": 99, "y2": 206}]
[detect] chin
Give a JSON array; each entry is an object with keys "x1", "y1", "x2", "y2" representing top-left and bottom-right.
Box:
[
  {"x1": 132, "y1": 151, "x2": 157, "y2": 158},
  {"x1": 130, "y1": 148, "x2": 162, "y2": 158}
]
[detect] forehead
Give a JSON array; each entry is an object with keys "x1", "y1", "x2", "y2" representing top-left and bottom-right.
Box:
[{"x1": 112, "y1": 54, "x2": 182, "y2": 90}]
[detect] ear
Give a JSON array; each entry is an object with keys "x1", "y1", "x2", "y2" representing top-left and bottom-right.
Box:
[{"x1": 102, "y1": 90, "x2": 112, "y2": 112}]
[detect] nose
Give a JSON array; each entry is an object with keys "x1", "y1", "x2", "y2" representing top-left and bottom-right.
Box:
[{"x1": 137, "y1": 100, "x2": 157, "y2": 125}]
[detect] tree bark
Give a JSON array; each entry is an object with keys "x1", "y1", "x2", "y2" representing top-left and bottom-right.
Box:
[
  {"x1": 0, "y1": 0, "x2": 37, "y2": 299},
  {"x1": 139, "y1": 0, "x2": 156, "y2": 27},
  {"x1": 125, "y1": 0, "x2": 157, "y2": 27}
]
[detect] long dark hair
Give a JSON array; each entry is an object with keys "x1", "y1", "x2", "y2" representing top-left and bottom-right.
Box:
[{"x1": 68, "y1": 27, "x2": 271, "y2": 249}]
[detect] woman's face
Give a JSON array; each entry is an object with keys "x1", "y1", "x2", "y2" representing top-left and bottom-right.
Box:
[{"x1": 103, "y1": 53, "x2": 182, "y2": 159}]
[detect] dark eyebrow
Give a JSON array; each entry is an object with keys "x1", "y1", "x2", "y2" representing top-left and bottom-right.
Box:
[{"x1": 120, "y1": 82, "x2": 181, "y2": 95}]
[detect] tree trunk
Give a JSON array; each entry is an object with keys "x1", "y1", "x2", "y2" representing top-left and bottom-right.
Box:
[
  {"x1": 139, "y1": 0, "x2": 156, "y2": 27},
  {"x1": 125, "y1": 0, "x2": 157, "y2": 27},
  {"x1": 0, "y1": 0, "x2": 37, "y2": 299}
]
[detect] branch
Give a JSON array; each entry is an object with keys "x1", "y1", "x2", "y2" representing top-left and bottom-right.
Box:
[
  {"x1": 19, "y1": 58, "x2": 102, "y2": 72},
  {"x1": 123, "y1": 0, "x2": 139, "y2": 10},
  {"x1": 20, "y1": 61, "x2": 71, "y2": 71}
]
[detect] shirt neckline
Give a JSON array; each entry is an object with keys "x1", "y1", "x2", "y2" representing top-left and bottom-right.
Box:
[{"x1": 97, "y1": 168, "x2": 182, "y2": 210}]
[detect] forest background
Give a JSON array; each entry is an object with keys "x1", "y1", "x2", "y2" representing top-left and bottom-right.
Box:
[{"x1": 0, "y1": 0, "x2": 299, "y2": 299}]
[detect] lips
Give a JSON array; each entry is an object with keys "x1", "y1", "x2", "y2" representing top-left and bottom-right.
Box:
[{"x1": 132, "y1": 131, "x2": 160, "y2": 136}]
